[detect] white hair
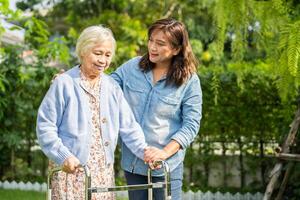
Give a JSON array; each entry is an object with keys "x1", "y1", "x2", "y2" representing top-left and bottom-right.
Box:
[{"x1": 75, "y1": 25, "x2": 116, "y2": 62}]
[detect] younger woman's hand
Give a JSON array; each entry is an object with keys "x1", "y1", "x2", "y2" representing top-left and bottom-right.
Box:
[
  {"x1": 51, "y1": 69, "x2": 65, "y2": 83},
  {"x1": 144, "y1": 146, "x2": 169, "y2": 163}
]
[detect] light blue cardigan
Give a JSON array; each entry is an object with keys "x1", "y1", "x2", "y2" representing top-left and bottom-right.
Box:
[{"x1": 36, "y1": 66, "x2": 147, "y2": 165}]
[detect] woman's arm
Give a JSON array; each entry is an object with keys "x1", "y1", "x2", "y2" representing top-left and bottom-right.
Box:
[
  {"x1": 144, "y1": 75, "x2": 202, "y2": 162},
  {"x1": 116, "y1": 86, "x2": 148, "y2": 160},
  {"x1": 170, "y1": 74, "x2": 202, "y2": 149},
  {"x1": 144, "y1": 140, "x2": 181, "y2": 162},
  {"x1": 36, "y1": 77, "x2": 74, "y2": 166}
]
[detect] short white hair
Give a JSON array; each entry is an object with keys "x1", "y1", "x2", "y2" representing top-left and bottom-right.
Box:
[{"x1": 75, "y1": 25, "x2": 116, "y2": 62}]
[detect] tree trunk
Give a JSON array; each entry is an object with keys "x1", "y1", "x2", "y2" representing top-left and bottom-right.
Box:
[
  {"x1": 221, "y1": 139, "x2": 228, "y2": 187},
  {"x1": 42, "y1": 154, "x2": 47, "y2": 177},
  {"x1": 238, "y1": 137, "x2": 245, "y2": 188},
  {"x1": 264, "y1": 106, "x2": 300, "y2": 200},
  {"x1": 275, "y1": 162, "x2": 295, "y2": 200},
  {"x1": 204, "y1": 161, "x2": 210, "y2": 187},
  {"x1": 11, "y1": 148, "x2": 15, "y2": 179},
  {"x1": 189, "y1": 143, "x2": 194, "y2": 184},
  {"x1": 27, "y1": 137, "x2": 32, "y2": 168},
  {"x1": 260, "y1": 138, "x2": 266, "y2": 185},
  {"x1": 202, "y1": 141, "x2": 210, "y2": 187}
]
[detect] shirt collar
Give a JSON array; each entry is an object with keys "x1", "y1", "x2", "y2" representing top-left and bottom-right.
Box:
[{"x1": 144, "y1": 70, "x2": 167, "y2": 86}]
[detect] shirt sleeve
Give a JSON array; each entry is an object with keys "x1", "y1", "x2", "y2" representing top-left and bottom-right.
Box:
[
  {"x1": 36, "y1": 77, "x2": 74, "y2": 165},
  {"x1": 171, "y1": 74, "x2": 202, "y2": 149},
  {"x1": 110, "y1": 57, "x2": 140, "y2": 88},
  {"x1": 117, "y1": 86, "x2": 147, "y2": 160},
  {"x1": 110, "y1": 63, "x2": 125, "y2": 88}
]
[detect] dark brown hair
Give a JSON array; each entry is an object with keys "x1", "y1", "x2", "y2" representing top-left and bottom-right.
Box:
[{"x1": 139, "y1": 18, "x2": 198, "y2": 87}]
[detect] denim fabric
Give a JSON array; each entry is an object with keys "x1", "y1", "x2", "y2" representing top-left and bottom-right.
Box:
[
  {"x1": 110, "y1": 57, "x2": 202, "y2": 176},
  {"x1": 124, "y1": 163, "x2": 183, "y2": 200},
  {"x1": 36, "y1": 66, "x2": 147, "y2": 165}
]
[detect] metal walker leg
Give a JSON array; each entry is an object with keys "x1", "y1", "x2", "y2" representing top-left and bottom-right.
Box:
[
  {"x1": 47, "y1": 161, "x2": 171, "y2": 200},
  {"x1": 47, "y1": 165, "x2": 91, "y2": 200}
]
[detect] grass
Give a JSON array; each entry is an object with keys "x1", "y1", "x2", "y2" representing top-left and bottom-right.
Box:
[
  {"x1": 0, "y1": 189, "x2": 45, "y2": 200},
  {"x1": 0, "y1": 189, "x2": 128, "y2": 200}
]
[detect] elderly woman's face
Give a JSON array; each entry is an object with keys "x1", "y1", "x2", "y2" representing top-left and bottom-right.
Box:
[{"x1": 81, "y1": 41, "x2": 113, "y2": 77}]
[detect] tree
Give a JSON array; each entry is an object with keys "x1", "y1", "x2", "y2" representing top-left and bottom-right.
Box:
[
  {"x1": 0, "y1": 0, "x2": 69, "y2": 182},
  {"x1": 212, "y1": 0, "x2": 300, "y2": 199}
]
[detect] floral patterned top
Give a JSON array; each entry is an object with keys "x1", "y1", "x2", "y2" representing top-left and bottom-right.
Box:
[{"x1": 49, "y1": 71, "x2": 115, "y2": 200}]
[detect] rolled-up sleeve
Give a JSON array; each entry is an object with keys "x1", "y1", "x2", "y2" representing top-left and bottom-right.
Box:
[
  {"x1": 36, "y1": 78, "x2": 73, "y2": 165},
  {"x1": 171, "y1": 75, "x2": 202, "y2": 149}
]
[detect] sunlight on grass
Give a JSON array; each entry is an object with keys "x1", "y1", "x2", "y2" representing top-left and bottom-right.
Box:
[
  {"x1": 0, "y1": 189, "x2": 45, "y2": 200},
  {"x1": 0, "y1": 189, "x2": 128, "y2": 200}
]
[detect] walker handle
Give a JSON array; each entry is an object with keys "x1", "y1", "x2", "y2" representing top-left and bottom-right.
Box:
[{"x1": 47, "y1": 165, "x2": 92, "y2": 200}]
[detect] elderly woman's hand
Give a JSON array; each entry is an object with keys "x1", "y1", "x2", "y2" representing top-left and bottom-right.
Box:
[{"x1": 62, "y1": 156, "x2": 80, "y2": 174}]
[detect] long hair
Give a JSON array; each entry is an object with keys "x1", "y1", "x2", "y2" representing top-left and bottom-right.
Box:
[{"x1": 139, "y1": 18, "x2": 198, "y2": 87}]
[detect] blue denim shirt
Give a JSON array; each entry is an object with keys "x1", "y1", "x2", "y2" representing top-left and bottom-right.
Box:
[
  {"x1": 36, "y1": 66, "x2": 147, "y2": 166},
  {"x1": 111, "y1": 57, "x2": 202, "y2": 176}
]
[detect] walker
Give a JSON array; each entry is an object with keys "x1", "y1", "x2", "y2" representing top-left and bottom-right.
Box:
[{"x1": 47, "y1": 160, "x2": 171, "y2": 200}]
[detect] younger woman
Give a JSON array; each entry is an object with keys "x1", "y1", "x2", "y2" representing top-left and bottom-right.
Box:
[{"x1": 111, "y1": 18, "x2": 202, "y2": 200}]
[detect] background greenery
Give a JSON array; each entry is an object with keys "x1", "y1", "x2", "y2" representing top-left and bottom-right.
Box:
[{"x1": 1, "y1": 0, "x2": 300, "y2": 199}]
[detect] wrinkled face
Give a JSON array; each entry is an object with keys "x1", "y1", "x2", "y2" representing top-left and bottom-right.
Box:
[
  {"x1": 80, "y1": 41, "x2": 113, "y2": 77},
  {"x1": 148, "y1": 29, "x2": 179, "y2": 67}
]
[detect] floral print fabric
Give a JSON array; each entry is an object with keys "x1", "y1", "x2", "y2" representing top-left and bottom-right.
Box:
[{"x1": 49, "y1": 71, "x2": 115, "y2": 200}]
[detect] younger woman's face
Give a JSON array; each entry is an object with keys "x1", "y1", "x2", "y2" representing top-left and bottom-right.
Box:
[
  {"x1": 80, "y1": 41, "x2": 113, "y2": 78},
  {"x1": 148, "y1": 29, "x2": 179, "y2": 67}
]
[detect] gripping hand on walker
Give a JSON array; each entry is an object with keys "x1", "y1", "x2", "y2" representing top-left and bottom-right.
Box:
[
  {"x1": 144, "y1": 140, "x2": 181, "y2": 169},
  {"x1": 144, "y1": 146, "x2": 169, "y2": 169},
  {"x1": 62, "y1": 155, "x2": 81, "y2": 174}
]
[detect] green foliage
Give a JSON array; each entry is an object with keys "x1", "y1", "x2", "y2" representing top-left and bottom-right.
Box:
[
  {"x1": 214, "y1": 0, "x2": 227, "y2": 56},
  {"x1": 39, "y1": 36, "x2": 70, "y2": 65},
  {"x1": 0, "y1": 44, "x2": 59, "y2": 181},
  {"x1": 213, "y1": 0, "x2": 300, "y2": 100},
  {"x1": 64, "y1": 10, "x2": 148, "y2": 68},
  {"x1": 190, "y1": 39, "x2": 203, "y2": 60},
  {"x1": 183, "y1": 65, "x2": 295, "y2": 191},
  {"x1": 229, "y1": 0, "x2": 247, "y2": 61},
  {"x1": 275, "y1": 20, "x2": 300, "y2": 100},
  {"x1": 17, "y1": 0, "x2": 219, "y2": 67},
  {"x1": 211, "y1": 70, "x2": 221, "y2": 105},
  {"x1": 0, "y1": 0, "x2": 21, "y2": 19},
  {"x1": 24, "y1": 17, "x2": 49, "y2": 48},
  {"x1": 23, "y1": 17, "x2": 70, "y2": 65},
  {"x1": 0, "y1": 0, "x2": 21, "y2": 45},
  {"x1": 0, "y1": 2, "x2": 70, "y2": 182}
]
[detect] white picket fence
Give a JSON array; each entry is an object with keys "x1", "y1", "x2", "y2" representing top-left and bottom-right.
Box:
[
  {"x1": 0, "y1": 180, "x2": 263, "y2": 200},
  {"x1": 182, "y1": 190, "x2": 263, "y2": 200}
]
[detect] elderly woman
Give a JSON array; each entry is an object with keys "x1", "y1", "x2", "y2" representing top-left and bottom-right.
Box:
[{"x1": 36, "y1": 25, "x2": 147, "y2": 199}]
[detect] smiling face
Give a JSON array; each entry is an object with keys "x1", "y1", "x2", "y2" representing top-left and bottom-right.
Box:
[
  {"x1": 148, "y1": 29, "x2": 180, "y2": 68},
  {"x1": 80, "y1": 41, "x2": 113, "y2": 79}
]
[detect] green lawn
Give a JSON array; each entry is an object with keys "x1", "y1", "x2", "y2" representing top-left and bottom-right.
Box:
[
  {"x1": 0, "y1": 189, "x2": 128, "y2": 200},
  {"x1": 0, "y1": 189, "x2": 45, "y2": 200}
]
